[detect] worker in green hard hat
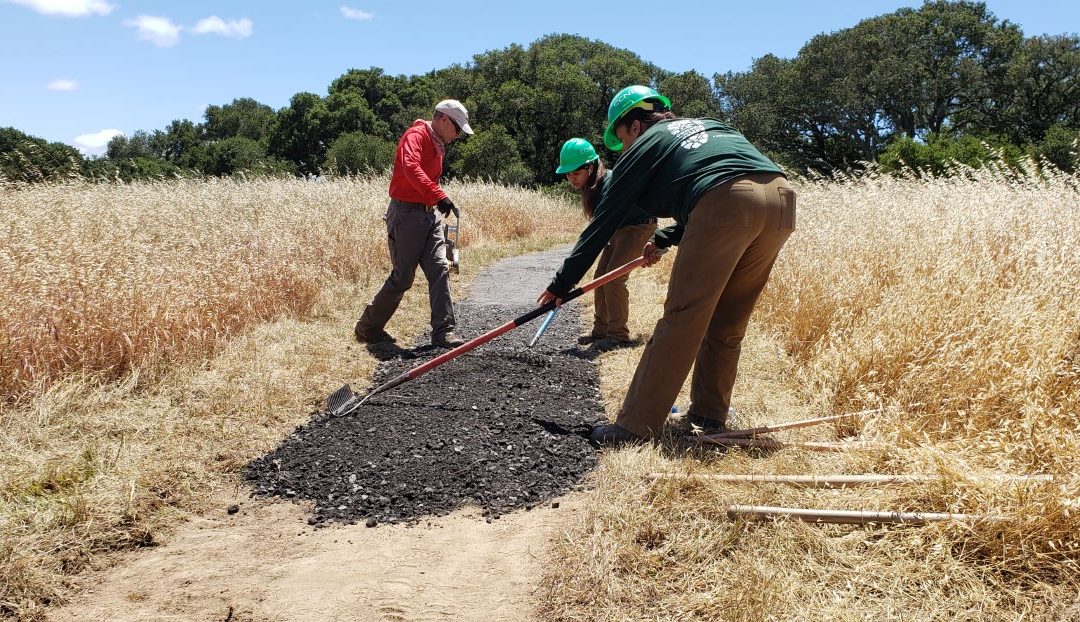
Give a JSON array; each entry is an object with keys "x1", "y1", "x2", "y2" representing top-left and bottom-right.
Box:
[
  {"x1": 556, "y1": 137, "x2": 657, "y2": 352},
  {"x1": 538, "y1": 85, "x2": 797, "y2": 447}
]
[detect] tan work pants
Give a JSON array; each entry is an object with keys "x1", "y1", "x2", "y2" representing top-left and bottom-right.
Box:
[
  {"x1": 591, "y1": 221, "x2": 657, "y2": 341},
  {"x1": 357, "y1": 199, "x2": 456, "y2": 339},
  {"x1": 615, "y1": 173, "x2": 796, "y2": 437}
]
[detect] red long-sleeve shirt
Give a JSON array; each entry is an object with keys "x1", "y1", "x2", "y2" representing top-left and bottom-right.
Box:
[{"x1": 388, "y1": 120, "x2": 447, "y2": 205}]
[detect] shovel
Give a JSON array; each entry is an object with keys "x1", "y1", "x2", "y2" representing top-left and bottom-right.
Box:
[
  {"x1": 328, "y1": 251, "x2": 662, "y2": 416},
  {"x1": 526, "y1": 307, "x2": 559, "y2": 348},
  {"x1": 443, "y1": 211, "x2": 461, "y2": 274}
]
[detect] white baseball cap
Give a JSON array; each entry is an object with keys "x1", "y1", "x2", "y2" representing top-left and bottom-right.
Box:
[{"x1": 434, "y1": 99, "x2": 473, "y2": 135}]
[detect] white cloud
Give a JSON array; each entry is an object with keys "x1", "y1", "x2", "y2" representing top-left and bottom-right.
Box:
[
  {"x1": 124, "y1": 15, "x2": 181, "y2": 47},
  {"x1": 74, "y1": 128, "x2": 122, "y2": 154},
  {"x1": 5, "y1": 0, "x2": 115, "y2": 17},
  {"x1": 340, "y1": 6, "x2": 374, "y2": 21},
  {"x1": 47, "y1": 78, "x2": 78, "y2": 91},
  {"x1": 192, "y1": 15, "x2": 253, "y2": 39}
]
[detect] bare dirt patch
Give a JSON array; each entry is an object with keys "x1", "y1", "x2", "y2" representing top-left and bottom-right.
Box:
[{"x1": 46, "y1": 246, "x2": 606, "y2": 622}]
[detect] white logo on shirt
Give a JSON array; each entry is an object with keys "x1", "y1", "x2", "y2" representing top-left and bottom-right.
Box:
[{"x1": 667, "y1": 120, "x2": 708, "y2": 149}]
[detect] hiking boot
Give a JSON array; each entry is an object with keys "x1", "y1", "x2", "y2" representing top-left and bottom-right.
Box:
[
  {"x1": 578, "y1": 332, "x2": 604, "y2": 345},
  {"x1": 685, "y1": 412, "x2": 729, "y2": 435},
  {"x1": 589, "y1": 423, "x2": 645, "y2": 448},
  {"x1": 431, "y1": 332, "x2": 465, "y2": 349},
  {"x1": 592, "y1": 336, "x2": 636, "y2": 352},
  {"x1": 354, "y1": 321, "x2": 396, "y2": 344},
  {"x1": 686, "y1": 414, "x2": 730, "y2": 434}
]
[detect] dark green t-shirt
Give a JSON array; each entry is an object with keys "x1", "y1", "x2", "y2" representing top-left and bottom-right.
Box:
[
  {"x1": 593, "y1": 170, "x2": 654, "y2": 227},
  {"x1": 548, "y1": 118, "x2": 783, "y2": 297}
]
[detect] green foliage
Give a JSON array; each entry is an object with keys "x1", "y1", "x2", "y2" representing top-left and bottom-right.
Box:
[
  {"x1": 715, "y1": 0, "x2": 1075, "y2": 175},
  {"x1": 0, "y1": 127, "x2": 84, "y2": 182},
  {"x1": 1030, "y1": 124, "x2": 1079, "y2": 173},
  {"x1": 449, "y1": 125, "x2": 532, "y2": 186},
  {"x1": 324, "y1": 131, "x2": 395, "y2": 176},
  {"x1": 81, "y1": 155, "x2": 181, "y2": 182},
  {"x1": 154, "y1": 119, "x2": 203, "y2": 168},
  {"x1": 878, "y1": 132, "x2": 1024, "y2": 175},
  {"x1": 659, "y1": 71, "x2": 720, "y2": 118},
  {"x1": 268, "y1": 92, "x2": 331, "y2": 177},
  {"x1": 5, "y1": 16, "x2": 1079, "y2": 184},
  {"x1": 106, "y1": 130, "x2": 156, "y2": 160},
  {"x1": 197, "y1": 136, "x2": 274, "y2": 176},
  {"x1": 203, "y1": 98, "x2": 276, "y2": 142}
]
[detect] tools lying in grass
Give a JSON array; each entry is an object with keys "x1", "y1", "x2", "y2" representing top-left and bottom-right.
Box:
[
  {"x1": 647, "y1": 472, "x2": 1055, "y2": 488},
  {"x1": 328, "y1": 253, "x2": 660, "y2": 416},
  {"x1": 646, "y1": 471, "x2": 1051, "y2": 524},
  {"x1": 725, "y1": 505, "x2": 1002, "y2": 525},
  {"x1": 686, "y1": 411, "x2": 876, "y2": 451},
  {"x1": 695, "y1": 438, "x2": 877, "y2": 452},
  {"x1": 690, "y1": 410, "x2": 876, "y2": 441}
]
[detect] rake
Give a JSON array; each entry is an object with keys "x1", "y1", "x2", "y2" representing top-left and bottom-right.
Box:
[{"x1": 327, "y1": 252, "x2": 661, "y2": 417}]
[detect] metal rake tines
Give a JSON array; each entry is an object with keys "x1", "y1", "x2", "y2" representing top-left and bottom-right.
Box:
[{"x1": 326, "y1": 384, "x2": 360, "y2": 417}]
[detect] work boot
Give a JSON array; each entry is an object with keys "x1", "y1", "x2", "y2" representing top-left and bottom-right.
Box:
[
  {"x1": 578, "y1": 332, "x2": 604, "y2": 345},
  {"x1": 431, "y1": 331, "x2": 465, "y2": 349},
  {"x1": 686, "y1": 414, "x2": 730, "y2": 434},
  {"x1": 685, "y1": 411, "x2": 730, "y2": 435},
  {"x1": 354, "y1": 321, "x2": 396, "y2": 344},
  {"x1": 592, "y1": 336, "x2": 636, "y2": 352},
  {"x1": 589, "y1": 423, "x2": 645, "y2": 448}
]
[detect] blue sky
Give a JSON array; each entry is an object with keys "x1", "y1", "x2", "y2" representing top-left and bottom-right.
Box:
[{"x1": 2, "y1": 0, "x2": 1077, "y2": 154}]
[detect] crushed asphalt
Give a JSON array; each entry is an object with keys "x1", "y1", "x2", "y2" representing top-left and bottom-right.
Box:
[{"x1": 245, "y1": 247, "x2": 609, "y2": 527}]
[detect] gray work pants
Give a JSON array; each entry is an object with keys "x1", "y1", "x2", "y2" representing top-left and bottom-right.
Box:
[{"x1": 357, "y1": 199, "x2": 456, "y2": 339}]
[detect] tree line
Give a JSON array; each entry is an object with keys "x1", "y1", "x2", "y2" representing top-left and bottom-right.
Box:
[{"x1": 2, "y1": 1, "x2": 1077, "y2": 185}]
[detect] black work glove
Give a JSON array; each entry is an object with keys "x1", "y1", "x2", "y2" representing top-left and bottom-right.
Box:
[{"x1": 436, "y1": 197, "x2": 459, "y2": 219}]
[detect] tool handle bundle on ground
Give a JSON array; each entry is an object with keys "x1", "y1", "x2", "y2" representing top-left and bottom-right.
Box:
[
  {"x1": 692, "y1": 410, "x2": 876, "y2": 441},
  {"x1": 339, "y1": 252, "x2": 659, "y2": 412},
  {"x1": 725, "y1": 505, "x2": 1001, "y2": 525}
]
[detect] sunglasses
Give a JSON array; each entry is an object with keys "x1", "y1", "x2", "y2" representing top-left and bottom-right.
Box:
[{"x1": 449, "y1": 117, "x2": 463, "y2": 135}]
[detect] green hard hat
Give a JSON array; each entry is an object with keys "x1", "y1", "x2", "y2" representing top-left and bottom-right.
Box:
[
  {"x1": 603, "y1": 85, "x2": 671, "y2": 151},
  {"x1": 555, "y1": 138, "x2": 599, "y2": 174}
]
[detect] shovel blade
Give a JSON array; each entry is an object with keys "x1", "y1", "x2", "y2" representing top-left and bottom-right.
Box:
[{"x1": 326, "y1": 384, "x2": 360, "y2": 417}]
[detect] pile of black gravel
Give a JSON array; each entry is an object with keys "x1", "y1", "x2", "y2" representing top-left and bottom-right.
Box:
[{"x1": 245, "y1": 249, "x2": 608, "y2": 527}]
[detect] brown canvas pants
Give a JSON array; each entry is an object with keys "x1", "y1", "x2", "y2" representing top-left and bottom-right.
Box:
[
  {"x1": 615, "y1": 173, "x2": 796, "y2": 437},
  {"x1": 591, "y1": 221, "x2": 657, "y2": 341},
  {"x1": 356, "y1": 199, "x2": 456, "y2": 339}
]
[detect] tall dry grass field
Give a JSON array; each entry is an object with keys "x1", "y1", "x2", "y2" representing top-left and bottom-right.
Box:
[
  {"x1": 542, "y1": 169, "x2": 1080, "y2": 621},
  {"x1": 0, "y1": 176, "x2": 579, "y2": 619}
]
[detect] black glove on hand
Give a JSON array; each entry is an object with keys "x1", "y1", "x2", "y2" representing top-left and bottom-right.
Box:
[{"x1": 436, "y1": 197, "x2": 458, "y2": 218}]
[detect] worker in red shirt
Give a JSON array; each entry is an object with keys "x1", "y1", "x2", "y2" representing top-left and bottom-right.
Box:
[{"x1": 354, "y1": 99, "x2": 472, "y2": 349}]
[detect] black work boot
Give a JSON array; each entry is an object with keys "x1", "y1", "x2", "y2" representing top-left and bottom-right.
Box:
[
  {"x1": 685, "y1": 411, "x2": 729, "y2": 435},
  {"x1": 592, "y1": 336, "x2": 637, "y2": 352},
  {"x1": 589, "y1": 423, "x2": 644, "y2": 448},
  {"x1": 578, "y1": 332, "x2": 604, "y2": 345},
  {"x1": 354, "y1": 320, "x2": 396, "y2": 344},
  {"x1": 431, "y1": 331, "x2": 465, "y2": 349}
]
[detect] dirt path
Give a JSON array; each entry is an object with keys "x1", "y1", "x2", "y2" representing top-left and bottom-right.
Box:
[
  {"x1": 48, "y1": 491, "x2": 584, "y2": 622},
  {"x1": 48, "y1": 246, "x2": 594, "y2": 622}
]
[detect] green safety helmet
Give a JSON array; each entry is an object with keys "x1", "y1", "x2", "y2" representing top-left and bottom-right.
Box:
[
  {"x1": 555, "y1": 138, "x2": 599, "y2": 174},
  {"x1": 603, "y1": 85, "x2": 671, "y2": 151}
]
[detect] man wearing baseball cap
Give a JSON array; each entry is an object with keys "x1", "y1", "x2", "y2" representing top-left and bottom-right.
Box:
[{"x1": 354, "y1": 99, "x2": 473, "y2": 349}]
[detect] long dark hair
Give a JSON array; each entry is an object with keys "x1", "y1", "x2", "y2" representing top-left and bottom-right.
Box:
[
  {"x1": 616, "y1": 106, "x2": 676, "y2": 139},
  {"x1": 579, "y1": 159, "x2": 607, "y2": 219}
]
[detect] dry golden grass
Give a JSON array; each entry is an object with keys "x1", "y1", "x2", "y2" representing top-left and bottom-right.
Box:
[
  {"x1": 3, "y1": 167, "x2": 1079, "y2": 621},
  {"x1": 0, "y1": 175, "x2": 579, "y2": 619},
  {"x1": 542, "y1": 168, "x2": 1080, "y2": 621}
]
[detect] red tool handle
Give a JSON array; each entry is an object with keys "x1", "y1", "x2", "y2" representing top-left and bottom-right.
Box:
[{"x1": 406, "y1": 253, "x2": 652, "y2": 379}]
